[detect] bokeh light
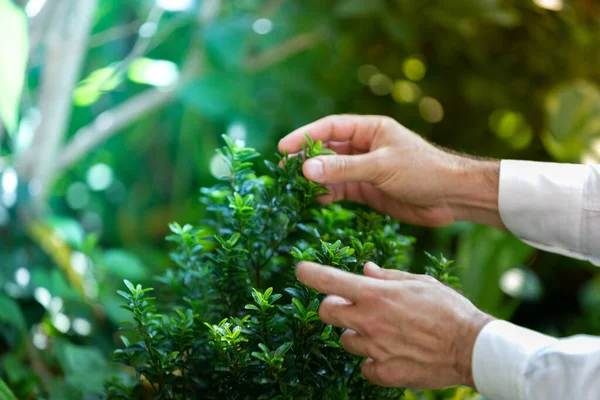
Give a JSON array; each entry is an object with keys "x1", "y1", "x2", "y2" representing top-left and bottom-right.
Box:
[
  {"x1": 403, "y1": 58, "x2": 426, "y2": 82},
  {"x1": 489, "y1": 109, "x2": 533, "y2": 149},
  {"x1": 128, "y1": 58, "x2": 180, "y2": 88},
  {"x1": 73, "y1": 318, "x2": 92, "y2": 336},
  {"x1": 71, "y1": 252, "x2": 90, "y2": 275},
  {"x1": 87, "y1": 163, "x2": 114, "y2": 191},
  {"x1": 15, "y1": 267, "x2": 30, "y2": 287},
  {"x1": 52, "y1": 313, "x2": 71, "y2": 333},
  {"x1": 227, "y1": 122, "x2": 247, "y2": 144},
  {"x1": 34, "y1": 287, "x2": 52, "y2": 308},
  {"x1": 533, "y1": 0, "x2": 563, "y2": 11},
  {"x1": 25, "y1": 0, "x2": 46, "y2": 17},
  {"x1": 419, "y1": 97, "x2": 444, "y2": 123},
  {"x1": 253, "y1": 18, "x2": 273, "y2": 35},
  {"x1": 392, "y1": 80, "x2": 421, "y2": 103},
  {"x1": 1, "y1": 167, "x2": 18, "y2": 194},
  {"x1": 500, "y1": 268, "x2": 542, "y2": 300},
  {"x1": 33, "y1": 329, "x2": 48, "y2": 350},
  {"x1": 156, "y1": 0, "x2": 193, "y2": 12}
]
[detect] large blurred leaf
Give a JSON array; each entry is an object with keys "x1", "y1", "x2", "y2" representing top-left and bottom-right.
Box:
[
  {"x1": 542, "y1": 81, "x2": 600, "y2": 161},
  {"x1": 0, "y1": 295, "x2": 26, "y2": 335},
  {"x1": 0, "y1": 378, "x2": 17, "y2": 400},
  {"x1": 457, "y1": 225, "x2": 535, "y2": 319},
  {"x1": 54, "y1": 341, "x2": 108, "y2": 394},
  {"x1": 0, "y1": 0, "x2": 28, "y2": 133},
  {"x1": 204, "y1": 15, "x2": 251, "y2": 70},
  {"x1": 101, "y1": 249, "x2": 147, "y2": 281}
]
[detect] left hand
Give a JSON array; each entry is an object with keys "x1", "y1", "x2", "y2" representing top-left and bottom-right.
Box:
[{"x1": 295, "y1": 261, "x2": 494, "y2": 389}]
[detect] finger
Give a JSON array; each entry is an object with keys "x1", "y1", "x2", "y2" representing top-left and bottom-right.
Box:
[
  {"x1": 323, "y1": 141, "x2": 365, "y2": 155},
  {"x1": 363, "y1": 262, "x2": 417, "y2": 281},
  {"x1": 302, "y1": 153, "x2": 378, "y2": 185},
  {"x1": 318, "y1": 181, "x2": 377, "y2": 205},
  {"x1": 361, "y1": 358, "x2": 397, "y2": 387},
  {"x1": 319, "y1": 295, "x2": 359, "y2": 330},
  {"x1": 279, "y1": 114, "x2": 387, "y2": 154},
  {"x1": 295, "y1": 261, "x2": 374, "y2": 302},
  {"x1": 340, "y1": 329, "x2": 369, "y2": 357}
]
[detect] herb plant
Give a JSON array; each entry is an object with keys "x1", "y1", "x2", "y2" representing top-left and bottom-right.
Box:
[{"x1": 106, "y1": 136, "x2": 467, "y2": 400}]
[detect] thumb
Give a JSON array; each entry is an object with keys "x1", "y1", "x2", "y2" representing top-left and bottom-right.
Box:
[
  {"x1": 303, "y1": 154, "x2": 376, "y2": 184},
  {"x1": 363, "y1": 262, "x2": 415, "y2": 281}
]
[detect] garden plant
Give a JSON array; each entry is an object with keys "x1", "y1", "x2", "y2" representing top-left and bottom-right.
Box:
[{"x1": 106, "y1": 136, "x2": 469, "y2": 400}]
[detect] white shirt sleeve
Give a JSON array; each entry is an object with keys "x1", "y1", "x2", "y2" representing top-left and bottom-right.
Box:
[
  {"x1": 472, "y1": 160, "x2": 600, "y2": 400},
  {"x1": 498, "y1": 160, "x2": 600, "y2": 266},
  {"x1": 473, "y1": 321, "x2": 600, "y2": 400}
]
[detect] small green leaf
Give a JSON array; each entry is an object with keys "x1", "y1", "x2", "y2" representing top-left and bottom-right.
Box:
[
  {"x1": 123, "y1": 280, "x2": 135, "y2": 294},
  {"x1": 291, "y1": 298, "x2": 306, "y2": 315}
]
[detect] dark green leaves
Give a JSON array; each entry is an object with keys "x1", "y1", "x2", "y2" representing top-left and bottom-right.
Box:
[{"x1": 109, "y1": 135, "x2": 422, "y2": 399}]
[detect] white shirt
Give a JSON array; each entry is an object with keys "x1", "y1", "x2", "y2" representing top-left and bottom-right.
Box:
[{"x1": 472, "y1": 160, "x2": 600, "y2": 400}]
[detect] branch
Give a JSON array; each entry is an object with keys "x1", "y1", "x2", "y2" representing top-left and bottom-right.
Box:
[
  {"x1": 57, "y1": 87, "x2": 174, "y2": 171},
  {"x1": 88, "y1": 19, "x2": 142, "y2": 48},
  {"x1": 27, "y1": 0, "x2": 57, "y2": 62},
  {"x1": 56, "y1": 0, "x2": 223, "y2": 172},
  {"x1": 94, "y1": 7, "x2": 164, "y2": 89},
  {"x1": 244, "y1": 31, "x2": 323, "y2": 72},
  {"x1": 16, "y1": 0, "x2": 98, "y2": 201}
]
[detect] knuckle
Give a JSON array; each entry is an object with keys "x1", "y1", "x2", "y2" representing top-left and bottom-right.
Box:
[
  {"x1": 365, "y1": 342, "x2": 382, "y2": 360},
  {"x1": 360, "y1": 287, "x2": 380, "y2": 304},
  {"x1": 360, "y1": 317, "x2": 379, "y2": 337},
  {"x1": 335, "y1": 156, "x2": 348, "y2": 175}
]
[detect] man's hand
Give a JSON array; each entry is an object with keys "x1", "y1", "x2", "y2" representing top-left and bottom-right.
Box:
[
  {"x1": 279, "y1": 114, "x2": 503, "y2": 228},
  {"x1": 295, "y1": 261, "x2": 493, "y2": 389}
]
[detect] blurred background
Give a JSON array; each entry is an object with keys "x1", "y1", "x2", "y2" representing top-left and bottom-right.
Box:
[{"x1": 1, "y1": 0, "x2": 600, "y2": 398}]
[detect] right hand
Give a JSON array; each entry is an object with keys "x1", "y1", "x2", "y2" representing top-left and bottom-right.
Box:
[{"x1": 278, "y1": 115, "x2": 503, "y2": 228}]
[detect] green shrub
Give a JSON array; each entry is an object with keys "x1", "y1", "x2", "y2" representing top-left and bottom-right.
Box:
[{"x1": 106, "y1": 136, "x2": 467, "y2": 399}]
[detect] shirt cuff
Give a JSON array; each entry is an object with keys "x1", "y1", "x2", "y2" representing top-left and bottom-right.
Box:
[
  {"x1": 499, "y1": 160, "x2": 588, "y2": 259},
  {"x1": 472, "y1": 320, "x2": 558, "y2": 400}
]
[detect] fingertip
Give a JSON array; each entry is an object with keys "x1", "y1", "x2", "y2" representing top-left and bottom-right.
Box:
[
  {"x1": 363, "y1": 262, "x2": 381, "y2": 277},
  {"x1": 295, "y1": 261, "x2": 320, "y2": 281}
]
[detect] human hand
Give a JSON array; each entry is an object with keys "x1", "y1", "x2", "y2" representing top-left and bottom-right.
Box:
[
  {"x1": 279, "y1": 115, "x2": 503, "y2": 228},
  {"x1": 295, "y1": 261, "x2": 493, "y2": 389}
]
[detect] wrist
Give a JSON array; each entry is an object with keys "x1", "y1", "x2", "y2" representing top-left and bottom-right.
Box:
[
  {"x1": 453, "y1": 310, "x2": 495, "y2": 388},
  {"x1": 446, "y1": 157, "x2": 504, "y2": 228}
]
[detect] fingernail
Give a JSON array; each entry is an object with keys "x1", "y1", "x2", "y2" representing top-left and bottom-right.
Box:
[{"x1": 304, "y1": 159, "x2": 323, "y2": 180}]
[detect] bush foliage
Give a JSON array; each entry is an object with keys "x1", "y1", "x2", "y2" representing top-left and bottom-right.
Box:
[{"x1": 106, "y1": 136, "x2": 465, "y2": 399}]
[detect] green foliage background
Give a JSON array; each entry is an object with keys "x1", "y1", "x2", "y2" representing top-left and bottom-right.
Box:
[{"x1": 1, "y1": 0, "x2": 600, "y2": 398}]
